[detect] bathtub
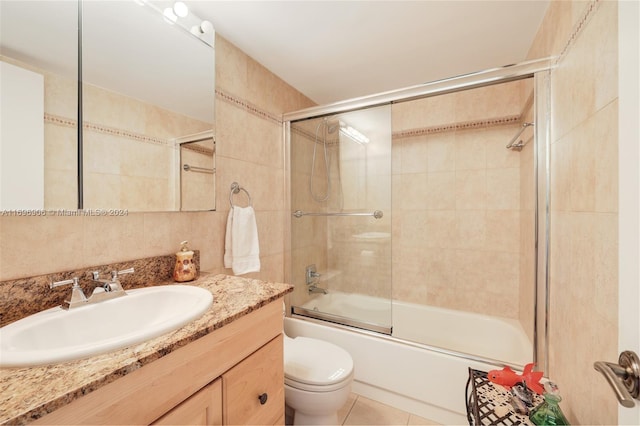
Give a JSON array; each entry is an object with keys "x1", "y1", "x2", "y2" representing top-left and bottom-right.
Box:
[{"x1": 287, "y1": 292, "x2": 534, "y2": 424}]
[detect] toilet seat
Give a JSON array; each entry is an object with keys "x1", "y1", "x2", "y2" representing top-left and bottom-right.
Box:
[{"x1": 284, "y1": 336, "x2": 354, "y2": 392}]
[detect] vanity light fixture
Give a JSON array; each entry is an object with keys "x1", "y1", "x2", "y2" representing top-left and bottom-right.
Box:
[{"x1": 142, "y1": 0, "x2": 214, "y2": 47}]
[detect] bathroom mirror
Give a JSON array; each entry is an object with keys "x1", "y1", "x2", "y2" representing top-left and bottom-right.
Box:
[
  {"x1": 0, "y1": 0, "x2": 215, "y2": 212},
  {"x1": 0, "y1": 1, "x2": 79, "y2": 210},
  {"x1": 81, "y1": 0, "x2": 215, "y2": 212}
]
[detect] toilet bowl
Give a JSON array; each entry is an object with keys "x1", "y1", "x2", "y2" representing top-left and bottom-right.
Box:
[{"x1": 283, "y1": 334, "x2": 354, "y2": 425}]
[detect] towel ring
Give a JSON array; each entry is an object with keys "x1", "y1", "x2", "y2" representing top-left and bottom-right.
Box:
[{"x1": 229, "y1": 182, "x2": 252, "y2": 208}]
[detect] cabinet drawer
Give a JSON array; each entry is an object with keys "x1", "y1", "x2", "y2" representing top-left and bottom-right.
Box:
[
  {"x1": 152, "y1": 379, "x2": 222, "y2": 425},
  {"x1": 223, "y1": 335, "x2": 284, "y2": 425}
]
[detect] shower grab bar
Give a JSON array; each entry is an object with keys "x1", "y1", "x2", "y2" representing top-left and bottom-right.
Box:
[
  {"x1": 183, "y1": 164, "x2": 215, "y2": 174},
  {"x1": 505, "y1": 122, "x2": 534, "y2": 150},
  {"x1": 293, "y1": 210, "x2": 383, "y2": 219}
]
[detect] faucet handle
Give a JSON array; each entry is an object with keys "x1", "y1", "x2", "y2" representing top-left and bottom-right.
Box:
[
  {"x1": 49, "y1": 277, "x2": 80, "y2": 288},
  {"x1": 111, "y1": 267, "x2": 134, "y2": 280},
  {"x1": 50, "y1": 277, "x2": 87, "y2": 309},
  {"x1": 117, "y1": 267, "x2": 134, "y2": 275},
  {"x1": 50, "y1": 277, "x2": 80, "y2": 289}
]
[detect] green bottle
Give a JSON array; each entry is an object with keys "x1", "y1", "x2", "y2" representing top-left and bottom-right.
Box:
[{"x1": 529, "y1": 393, "x2": 570, "y2": 425}]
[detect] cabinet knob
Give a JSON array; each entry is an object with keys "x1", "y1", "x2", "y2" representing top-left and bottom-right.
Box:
[{"x1": 258, "y1": 392, "x2": 268, "y2": 405}]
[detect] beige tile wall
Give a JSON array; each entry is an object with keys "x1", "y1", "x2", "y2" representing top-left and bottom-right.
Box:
[
  {"x1": 289, "y1": 109, "x2": 394, "y2": 306},
  {"x1": 289, "y1": 119, "x2": 332, "y2": 305},
  {"x1": 327, "y1": 109, "x2": 393, "y2": 299},
  {"x1": 0, "y1": 35, "x2": 314, "y2": 286},
  {"x1": 527, "y1": 0, "x2": 619, "y2": 424},
  {"x1": 82, "y1": 83, "x2": 211, "y2": 211},
  {"x1": 42, "y1": 71, "x2": 78, "y2": 210},
  {"x1": 391, "y1": 80, "x2": 533, "y2": 320},
  {"x1": 518, "y1": 99, "x2": 536, "y2": 344}
]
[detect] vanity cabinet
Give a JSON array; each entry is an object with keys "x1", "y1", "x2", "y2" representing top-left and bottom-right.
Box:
[{"x1": 33, "y1": 299, "x2": 285, "y2": 425}]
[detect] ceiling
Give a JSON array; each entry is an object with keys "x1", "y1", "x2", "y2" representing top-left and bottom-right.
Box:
[{"x1": 188, "y1": 0, "x2": 550, "y2": 105}]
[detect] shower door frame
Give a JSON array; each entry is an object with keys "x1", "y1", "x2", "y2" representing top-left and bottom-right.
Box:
[{"x1": 284, "y1": 57, "x2": 554, "y2": 368}]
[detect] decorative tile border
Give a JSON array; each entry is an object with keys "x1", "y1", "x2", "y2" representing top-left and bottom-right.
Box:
[
  {"x1": 182, "y1": 143, "x2": 215, "y2": 156},
  {"x1": 291, "y1": 114, "x2": 524, "y2": 145},
  {"x1": 392, "y1": 115, "x2": 522, "y2": 139},
  {"x1": 44, "y1": 113, "x2": 76, "y2": 129},
  {"x1": 44, "y1": 113, "x2": 175, "y2": 147},
  {"x1": 555, "y1": 0, "x2": 600, "y2": 66},
  {"x1": 215, "y1": 89, "x2": 283, "y2": 125},
  {"x1": 83, "y1": 122, "x2": 171, "y2": 147}
]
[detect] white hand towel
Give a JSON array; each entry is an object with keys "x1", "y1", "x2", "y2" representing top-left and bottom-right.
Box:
[
  {"x1": 223, "y1": 209, "x2": 234, "y2": 269},
  {"x1": 224, "y1": 206, "x2": 260, "y2": 275}
]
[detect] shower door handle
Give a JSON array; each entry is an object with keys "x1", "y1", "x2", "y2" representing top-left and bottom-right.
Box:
[{"x1": 594, "y1": 350, "x2": 640, "y2": 408}]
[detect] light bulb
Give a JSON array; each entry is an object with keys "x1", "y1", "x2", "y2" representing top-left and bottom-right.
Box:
[
  {"x1": 163, "y1": 7, "x2": 177, "y2": 23},
  {"x1": 172, "y1": 1, "x2": 188, "y2": 18},
  {"x1": 200, "y1": 20, "x2": 214, "y2": 34}
]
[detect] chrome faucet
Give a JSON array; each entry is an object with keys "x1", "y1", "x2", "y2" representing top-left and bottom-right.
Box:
[
  {"x1": 49, "y1": 267, "x2": 134, "y2": 310},
  {"x1": 305, "y1": 264, "x2": 327, "y2": 295},
  {"x1": 88, "y1": 268, "x2": 133, "y2": 302},
  {"x1": 308, "y1": 284, "x2": 328, "y2": 295},
  {"x1": 92, "y1": 267, "x2": 134, "y2": 292}
]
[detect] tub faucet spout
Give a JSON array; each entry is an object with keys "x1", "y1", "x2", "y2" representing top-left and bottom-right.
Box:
[{"x1": 308, "y1": 284, "x2": 327, "y2": 295}]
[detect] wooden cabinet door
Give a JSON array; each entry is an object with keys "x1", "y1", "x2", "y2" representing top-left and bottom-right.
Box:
[
  {"x1": 222, "y1": 335, "x2": 284, "y2": 425},
  {"x1": 152, "y1": 379, "x2": 222, "y2": 426}
]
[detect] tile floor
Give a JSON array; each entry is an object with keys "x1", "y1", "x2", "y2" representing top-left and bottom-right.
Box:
[{"x1": 287, "y1": 392, "x2": 441, "y2": 425}]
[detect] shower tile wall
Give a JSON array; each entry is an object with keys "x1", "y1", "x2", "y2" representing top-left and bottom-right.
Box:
[
  {"x1": 518, "y1": 99, "x2": 536, "y2": 343},
  {"x1": 289, "y1": 119, "x2": 330, "y2": 305},
  {"x1": 290, "y1": 107, "x2": 393, "y2": 304},
  {"x1": 527, "y1": 0, "x2": 619, "y2": 424},
  {"x1": 327, "y1": 108, "x2": 392, "y2": 299},
  {"x1": 391, "y1": 79, "x2": 534, "y2": 321}
]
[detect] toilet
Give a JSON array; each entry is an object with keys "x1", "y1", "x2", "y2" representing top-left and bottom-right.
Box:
[{"x1": 283, "y1": 334, "x2": 354, "y2": 425}]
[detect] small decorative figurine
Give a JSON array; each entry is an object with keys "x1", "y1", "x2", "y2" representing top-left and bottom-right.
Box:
[
  {"x1": 173, "y1": 241, "x2": 196, "y2": 282},
  {"x1": 487, "y1": 363, "x2": 545, "y2": 394}
]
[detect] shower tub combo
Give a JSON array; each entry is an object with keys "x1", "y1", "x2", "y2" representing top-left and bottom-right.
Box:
[{"x1": 285, "y1": 59, "x2": 550, "y2": 425}]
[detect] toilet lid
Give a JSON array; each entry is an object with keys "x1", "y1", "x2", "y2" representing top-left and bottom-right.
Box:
[{"x1": 284, "y1": 337, "x2": 354, "y2": 386}]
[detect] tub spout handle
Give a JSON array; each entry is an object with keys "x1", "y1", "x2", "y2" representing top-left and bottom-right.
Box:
[{"x1": 305, "y1": 264, "x2": 321, "y2": 285}]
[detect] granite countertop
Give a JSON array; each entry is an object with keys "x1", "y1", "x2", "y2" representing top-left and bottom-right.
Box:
[{"x1": 0, "y1": 273, "x2": 293, "y2": 425}]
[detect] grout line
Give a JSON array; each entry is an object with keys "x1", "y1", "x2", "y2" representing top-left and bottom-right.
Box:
[{"x1": 341, "y1": 394, "x2": 359, "y2": 425}]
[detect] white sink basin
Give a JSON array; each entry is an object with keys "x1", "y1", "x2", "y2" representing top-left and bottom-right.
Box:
[{"x1": 0, "y1": 285, "x2": 213, "y2": 367}]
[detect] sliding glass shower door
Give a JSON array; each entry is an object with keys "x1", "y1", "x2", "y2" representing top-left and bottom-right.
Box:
[{"x1": 289, "y1": 105, "x2": 392, "y2": 334}]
